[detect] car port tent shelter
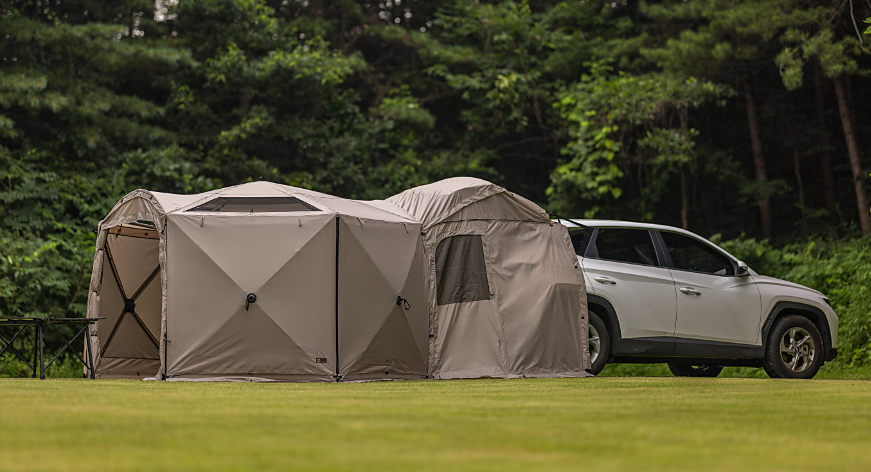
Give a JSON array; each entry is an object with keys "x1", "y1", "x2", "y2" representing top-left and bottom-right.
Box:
[
  {"x1": 85, "y1": 179, "x2": 588, "y2": 382},
  {"x1": 387, "y1": 177, "x2": 589, "y2": 379}
]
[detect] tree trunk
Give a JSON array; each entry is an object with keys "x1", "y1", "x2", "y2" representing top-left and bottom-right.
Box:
[
  {"x1": 743, "y1": 80, "x2": 774, "y2": 241},
  {"x1": 794, "y1": 147, "x2": 807, "y2": 228},
  {"x1": 814, "y1": 64, "x2": 836, "y2": 212},
  {"x1": 833, "y1": 75, "x2": 871, "y2": 234},
  {"x1": 681, "y1": 166, "x2": 688, "y2": 230}
]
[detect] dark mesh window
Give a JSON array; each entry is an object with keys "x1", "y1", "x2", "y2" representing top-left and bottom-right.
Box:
[
  {"x1": 186, "y1": 197, "x2": 317, "y2": 213},
  {"x1": 568, "y1": 228, "x2": 594, "y2": 256},
  {"x1": 435, "y1": 235, "x2": 491, "y2": 306},
  {"x1": 661, "y1": 232, "x2": 734, "y2": 276},
  {"x1": 592, "y1": 229, "x2": 658, "y2": 266}
]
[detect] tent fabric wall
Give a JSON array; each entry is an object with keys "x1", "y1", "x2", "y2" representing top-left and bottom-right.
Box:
[
  {"x1": 387, "y1": 177, "x2": 590, "y2": 379},
  {"x1": 165, "y1": 212, "x2": 338, "y2": 382},
  {"x1": 337, "y1": 215, "x2": 428, "y2": 381}
]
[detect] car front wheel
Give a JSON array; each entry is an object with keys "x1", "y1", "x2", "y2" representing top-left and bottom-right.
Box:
[
  {"x1": 587, "y1": 311, "x2": 610, "y2": 375},
  {"x1": 763, "y1": 315, "x2": 824, "y2": 379}
]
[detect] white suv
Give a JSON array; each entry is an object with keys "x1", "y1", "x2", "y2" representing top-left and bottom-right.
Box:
[{"x1": 560, "y1": 220, "x2": 839, "y2": 379}]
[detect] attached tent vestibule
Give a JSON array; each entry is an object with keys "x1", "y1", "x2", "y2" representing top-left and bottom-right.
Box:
[
  {"x1": 86, "y1": 178, "x2": 589, "y2": 382},
  {"x1": 387, "y1": 177, "x2": 590, "y2": 379}
]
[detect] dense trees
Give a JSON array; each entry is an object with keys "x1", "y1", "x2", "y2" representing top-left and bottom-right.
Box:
[{"x1": 1, "y1": 0, "x2": 870, "y2": 367}]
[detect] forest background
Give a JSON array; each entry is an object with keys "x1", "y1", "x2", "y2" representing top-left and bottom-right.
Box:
[{"x1": 1, "y1": 0, "x2": 870, "y2": 377}]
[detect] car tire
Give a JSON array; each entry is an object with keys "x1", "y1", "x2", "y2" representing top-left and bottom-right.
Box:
[
  {"x1": 763, "y1": 315, "x2": 824, "y2": 379},
  {"x1": 667, "y1": 363, "x2": 723, "y2": 377},
  {"x1": 586, "y1": 311, "x2": 610, "y2": 375}
]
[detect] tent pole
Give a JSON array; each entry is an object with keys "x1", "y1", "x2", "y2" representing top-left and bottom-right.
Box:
[
  {"x1": 335, "y1": 215, "x2": 340, "y2": 382},
  {"x1": 546, "y1": 211, "x2": 593, "y2": 230}
]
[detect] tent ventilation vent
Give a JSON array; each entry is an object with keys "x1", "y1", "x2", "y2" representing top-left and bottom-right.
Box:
[{"x1": 186, "y1": 197, "x2": 318, "y2": 213}]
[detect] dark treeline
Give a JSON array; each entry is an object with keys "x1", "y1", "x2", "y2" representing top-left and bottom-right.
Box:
[{"x1": 1, "y1": 0, "x2": 870, "y2": 352}]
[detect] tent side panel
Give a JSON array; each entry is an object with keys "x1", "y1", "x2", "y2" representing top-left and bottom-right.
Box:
[
  {"x1": 165, "y1": 213, "x2": 336, "y2": 381},
  {"x1": 485, "y1": 221, "x2": 587, "y2": 376},
  {"x1": 424, "y1": 221, "x2": 507, "y2": 379},
  {"x1": 338, "y1": 217, "x2": 427, "y2": 380}
]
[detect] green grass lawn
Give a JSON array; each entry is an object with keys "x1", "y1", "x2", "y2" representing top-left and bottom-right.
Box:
[{"x1": 1, "y1": 377, "x2": 870, "y2": 472}]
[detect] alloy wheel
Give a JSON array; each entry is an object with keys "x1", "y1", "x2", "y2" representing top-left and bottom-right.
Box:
[
  {"x1": 780, "y1": 327, "x2": 816, "y2": 373},
  {"x1": 589, "y1": 324, "x2": 601, "y2": 365}
]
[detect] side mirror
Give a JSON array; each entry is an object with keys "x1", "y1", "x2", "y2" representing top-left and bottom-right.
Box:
[{"x1": 736, "y1": 261, "x2": 750, "y2": 277}]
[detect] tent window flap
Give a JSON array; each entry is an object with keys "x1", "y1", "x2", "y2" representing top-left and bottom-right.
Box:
[
  {"x1": 185, "y1": 197, "x2": 318, "y2": 213},
  {"x1": 435, "y1": 235, "x2": 490, "y2": 306}
]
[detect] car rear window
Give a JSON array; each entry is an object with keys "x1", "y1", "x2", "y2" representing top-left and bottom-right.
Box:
[
  {"x1": 568, "y1": 228, "x2": 594, "y2": 256},
  {"x1": 591, "y1": 229, "x2": 658, "y2": 266}
]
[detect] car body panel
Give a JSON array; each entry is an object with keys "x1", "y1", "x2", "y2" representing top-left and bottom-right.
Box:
[
  {"x1": 669, "y1": 269, "x2": 763, "y2": 345},
  {"x1": 581, "y1": 258, "x2": 677, "y2": 339}
]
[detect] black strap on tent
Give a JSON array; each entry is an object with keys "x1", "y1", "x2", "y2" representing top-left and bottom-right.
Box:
[
  {"x1": 546, "y1": 211, "x2": 593, "y2": 230},
  {"x1": 396, "y1": 296, "x2": 411, "y2": 311}
]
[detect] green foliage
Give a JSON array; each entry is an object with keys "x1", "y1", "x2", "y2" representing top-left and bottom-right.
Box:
[
  {"x1": 548, "y1": 71, "x2": 732, "y2": 218},
  {"x1": 0, "y1": 353, "x2": 82, "y2": 378}
]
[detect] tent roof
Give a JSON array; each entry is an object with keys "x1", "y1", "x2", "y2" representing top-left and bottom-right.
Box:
[
  {"x1": 385, "y1": 177, "x2": 549, "y2": 228},
  {"x1": 110, "y1": 182, "x2": 417, "y2": 225}
]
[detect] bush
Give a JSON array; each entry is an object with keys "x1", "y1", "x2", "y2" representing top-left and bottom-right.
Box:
[{"x1": 0, "y1": 353, "x2": 84, "y2": 378}]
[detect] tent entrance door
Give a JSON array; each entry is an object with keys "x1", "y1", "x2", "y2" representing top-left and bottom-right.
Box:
[
  {"x1": 96, "y1": 223, "x2": 162, "y2": 378},
  {"x1": 431, "y1": 234, "x2": 504, "y2": 379}
]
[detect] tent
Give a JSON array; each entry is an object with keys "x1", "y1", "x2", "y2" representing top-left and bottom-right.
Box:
[
  {"x1": 86, "y1": 181, "x2": 428, "y2": 382},
  {"x1": 387, "y1": 177, "x2": 590, "y2": 379},
  {"x1": 85, "y1": 178, "x2": 588, "y2": 382}
]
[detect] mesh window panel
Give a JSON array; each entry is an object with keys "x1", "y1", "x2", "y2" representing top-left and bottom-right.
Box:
[
  {"x1": 435, "y1": 235, "x2": 491, "y2": 306},
  {"x1": 660, "y1": 232, "x2": 734, "y2": 276},
  {"x1": 186, "y1": 197, "x2": 318, "y2": 213},
  {"x1": 593, "y1": 228, "x2": 658, "y2": 266}
]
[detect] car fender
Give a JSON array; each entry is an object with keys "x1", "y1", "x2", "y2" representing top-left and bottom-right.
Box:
[
  {"x1": 586, "y1": 293, "x2": 623, "y2": 345},
  {"x1": 761, "y1": 300, "x2": 837, "y2": 361},
  {"x1": 755, "y1": 276, "x2": 838, "y2": 349}
]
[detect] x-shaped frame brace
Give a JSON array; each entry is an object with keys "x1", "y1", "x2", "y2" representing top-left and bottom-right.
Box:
[
  {"x1": 99, "y1": 241, "x2": 161, "y2": 357},
  {"x1": 0, "y1": 326, "x2": 33, "y2": 371}
]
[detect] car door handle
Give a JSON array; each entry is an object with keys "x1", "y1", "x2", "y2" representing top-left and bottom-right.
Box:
[
  {"x1": 679, "y1": 287, "x2": 701, "y2": 296},
  {"x1": 593, "y1": 277, "x2": 617, "y2": 285}
]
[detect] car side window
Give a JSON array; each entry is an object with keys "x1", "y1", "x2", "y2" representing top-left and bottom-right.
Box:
[
  {"x1": 660, "y1": 232, "x2": 734, "y2": 276},
  {"x1": 590, "y1": 228, "x2": 659, "y2": 266},
  {"x1": 568, "y1": 228, "x2": 593, "y2": 256}
]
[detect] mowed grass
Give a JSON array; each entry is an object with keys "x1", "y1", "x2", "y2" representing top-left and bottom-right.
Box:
[{"x1": 1, "y1": 378, "x2": 870, "y2": 472}]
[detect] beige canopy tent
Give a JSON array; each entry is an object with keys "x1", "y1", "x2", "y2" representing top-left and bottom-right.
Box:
[
  {"x1": 387, "y1": 177, "x2": 590, "y2": 379},
  {"x1": 86, "y1": 178, "x2": 588, "y2": 381},
  {"x1": 86, "y1": 181, "x2": 428, "y2": 382}
]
